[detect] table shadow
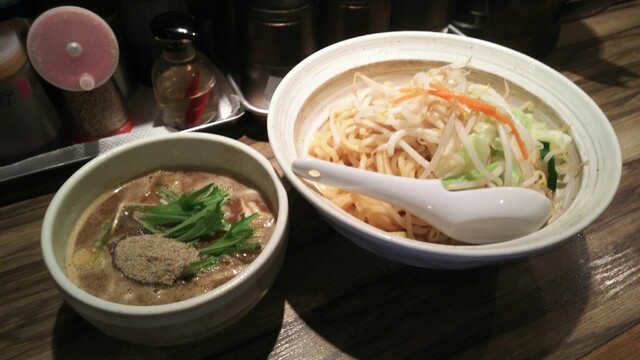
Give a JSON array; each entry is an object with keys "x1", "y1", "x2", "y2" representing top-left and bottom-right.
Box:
[{"x1": 281, "y1": 194, "x2": 592, "y2": 358}]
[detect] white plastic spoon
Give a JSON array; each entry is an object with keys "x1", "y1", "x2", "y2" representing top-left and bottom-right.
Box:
[{"x1": 292, "y1": 158, "x2": 552, "y2": 245}]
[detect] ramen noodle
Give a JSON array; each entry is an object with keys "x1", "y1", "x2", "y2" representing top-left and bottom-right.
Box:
[{"x1": 308, "y1": 62, "x2": 576, "y2": 243}]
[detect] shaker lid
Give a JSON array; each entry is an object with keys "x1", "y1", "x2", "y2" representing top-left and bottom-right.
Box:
[
  {"x1": 26, "y1": 6, "x2": 118, "y2": 91},
  {"x1": 0, "y1": 22, "x2": 26, "y2": 79}
]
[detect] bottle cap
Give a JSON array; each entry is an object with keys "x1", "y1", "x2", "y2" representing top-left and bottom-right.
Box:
[
  {"x1": 150, "y1": 11, "x2": 199, "y2": 62},
  {"x1": 26, "y1": 6, "x2": 118, "y2": 91},
  {"x1": 150, "y1": 11, "x2": 198, "y2": 42}
]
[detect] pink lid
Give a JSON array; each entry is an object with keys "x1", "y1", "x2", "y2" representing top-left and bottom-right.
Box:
[{"x1": 26, "y1": 6, "x2": 119, "y2": 91}]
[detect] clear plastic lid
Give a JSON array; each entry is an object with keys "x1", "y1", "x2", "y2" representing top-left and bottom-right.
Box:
[{"x1": 26, "y1": 6, "x2": 119, "y2": 91}]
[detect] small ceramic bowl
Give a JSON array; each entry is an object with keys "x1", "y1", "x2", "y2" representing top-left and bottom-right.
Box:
[
  {"x1": 41, "y1": 133, "x2": 289, "y2": 346},
  {"x1": 267, "y1": 31, "x2": 621, "y2": 269}
]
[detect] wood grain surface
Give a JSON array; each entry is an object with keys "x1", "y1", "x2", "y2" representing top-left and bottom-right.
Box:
[{"x1": 1, "y1": 1, "x2": 639, "y2": 359}]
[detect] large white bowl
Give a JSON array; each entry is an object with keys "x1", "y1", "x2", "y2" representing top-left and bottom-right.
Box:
[
  {"x1": 41, "y1": 133, "x2": 289, "y2": 345},
  {"x1": 267, "y1": 31, "x2": 621, "y2": 269}
]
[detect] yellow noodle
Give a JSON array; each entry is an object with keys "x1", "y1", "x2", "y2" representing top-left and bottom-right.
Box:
[{"x1": 307, "y1": 67, "x2": 568, "y2": 243}]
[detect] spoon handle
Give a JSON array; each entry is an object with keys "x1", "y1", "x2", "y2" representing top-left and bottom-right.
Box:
[
  {"x1": 291, "y1": 157, "x2": 447, "y2": 218},
  {"x1": 292, "y1": 158, "x2": 553, "y2": 244}
]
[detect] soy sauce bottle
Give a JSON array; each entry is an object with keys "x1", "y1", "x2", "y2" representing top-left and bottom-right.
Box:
[{"x1": 150, "y1": 11, "x2": 219, "y2": 129}]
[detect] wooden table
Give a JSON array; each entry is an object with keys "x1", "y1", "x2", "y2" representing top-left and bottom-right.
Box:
[{"x1": 2, "y1": 2, "x2": 639, "y2": 358}]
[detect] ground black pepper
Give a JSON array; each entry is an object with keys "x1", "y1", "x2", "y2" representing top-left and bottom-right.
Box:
[
  {"x1": 62, "y1": 78, "x2": 130, "y2": 139},
  {"x1": 112, "y1": 234, "x2": 200, "y2": 286}
]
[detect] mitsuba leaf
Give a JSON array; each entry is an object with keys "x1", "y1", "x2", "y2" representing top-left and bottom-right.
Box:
[{"x1": 138, "y1": 183, "x2": 230, "y2": 242}]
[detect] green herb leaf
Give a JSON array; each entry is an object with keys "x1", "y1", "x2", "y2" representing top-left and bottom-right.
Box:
[
  {"x1": 137, "y1": 183, "x2": 230, "y2": 242},
  {"x1": 182, "y1": 213, "x2": 261, "y2": 277},
  {"x1": 93, "y1": 222, "x2": 112, "y2": 262},
  {"x1": 199, "y1": 213, "x2": 259, "y2": 256},
  {"x1": 540, "y1": 141, "x2": 558, "y2": 191},
  {"x1": 183, "y1": 255, "x2": 220, "y2": 277},
  {"x1": 157, "y1": 185, "x2": 180, "y2": 202},
  {"x1": 163, "y1": 202, "x2": 229, "y2": 242}
]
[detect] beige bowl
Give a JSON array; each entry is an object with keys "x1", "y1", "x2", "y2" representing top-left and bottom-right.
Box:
[
  {"x1": 41, "y1": 133, "x2": 289, "y2": 346},
  {"x1": 267, "y1": 31, "x2": 621, "y2": 269}
]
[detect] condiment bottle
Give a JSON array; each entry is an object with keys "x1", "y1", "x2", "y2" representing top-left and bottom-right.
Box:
[
  {"x1": 26, "y1": 6, "x2": 133, "y2": 141},
  {"x1": 150, "y1": 11, "x2": 219, "y2": 129},
  {"x1": 0, "y1": 22, "x2": 66, "y2": 165}
]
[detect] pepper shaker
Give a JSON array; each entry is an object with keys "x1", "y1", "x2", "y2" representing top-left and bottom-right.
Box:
[{"x1": 26, "y1": 6, "x2": 133, "y2": 141}]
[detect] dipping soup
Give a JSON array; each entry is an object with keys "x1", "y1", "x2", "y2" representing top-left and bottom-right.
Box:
[{"x1": 65, "y1": 169, "x2": 276, "y2": 305}]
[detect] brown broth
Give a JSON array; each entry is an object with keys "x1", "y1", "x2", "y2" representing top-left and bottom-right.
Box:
[{"x1": 65, "y1": 170, "x2": 275, "y2": 305}]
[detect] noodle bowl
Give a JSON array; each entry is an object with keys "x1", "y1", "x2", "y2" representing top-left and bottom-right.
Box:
[{"x1": 268, "y1": 31, "x2": 620, "y2": 268}]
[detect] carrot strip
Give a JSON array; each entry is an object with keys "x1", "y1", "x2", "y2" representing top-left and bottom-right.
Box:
[
  {"x1": 456, "y1": 96, "x2": 495, "y2": 114},
  {"x1": 427, "y1": 83, "x2": 529, "y2": 160},
  {"x1": 392, "y1": 91, "x2": 421, "y2": 104},
  {"x1": 416, "y1": 88, "x2": 436, "y2": 97},
  {"x1": 428, "y1": 82, "x2": 449, "y2": 93},
  {"x1": 416, "y1": 88, "x2": 469, "y2": 114}
]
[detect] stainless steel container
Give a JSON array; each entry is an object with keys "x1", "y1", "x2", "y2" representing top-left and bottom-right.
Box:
[
  {"x1": 0, "y1": 22, "x2": 66, "y2": 165},
  {"x1": 236, "y1": 0, "x2": 319, "y2": 111},
  {"x1": 320, "y1": 0, "x2": 391, "y2": 47}
]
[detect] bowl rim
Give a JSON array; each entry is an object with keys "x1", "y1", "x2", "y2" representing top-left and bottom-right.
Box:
[
  {"x1": 267, "y1": 30, "x2": 621, "y2": 261},
  {"x1": 41, "y1": 132, "x2": 289, "y2": 317}
]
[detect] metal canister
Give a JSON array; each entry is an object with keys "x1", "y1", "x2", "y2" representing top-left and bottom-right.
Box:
[
  {"x1": 0, "y1": 22, "x2": 66, "y2": 165},
  {"x1": 236, "y1": 0, "x2": 319, "y2": 110},
  {"x1": 389, "y1": 0, "x2": 453, "y2": 32},
  {"x1": 320, "y1": 0, "x2": 391, "y2": 47}
]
